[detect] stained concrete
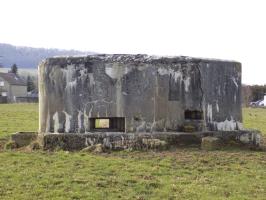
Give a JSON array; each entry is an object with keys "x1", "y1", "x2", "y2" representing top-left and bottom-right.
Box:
[
  {"x1": 43, "y1": 132, "x2": 202, "y2": 151},
  {"x1": 42, "y1": 130, "x2": 261, "y2": 151},
  {"x1": 38, "y1": 54, "x2": 242, "y2": 134}
]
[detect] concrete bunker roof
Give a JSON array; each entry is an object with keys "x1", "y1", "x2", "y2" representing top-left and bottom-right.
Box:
[{"x1": 43, "y1": 54, "x2": 241, "y2": 66}]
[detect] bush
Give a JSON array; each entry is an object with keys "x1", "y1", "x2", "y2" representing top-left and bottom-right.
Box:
[
  {"x1": 4, "y1": 141, "x2": 17, "y2": 150},
  {"x1": 30, "y1": 141, "x2": 41, "y2": 150}
]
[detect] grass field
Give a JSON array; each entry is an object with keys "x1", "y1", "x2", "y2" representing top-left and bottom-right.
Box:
[
  {"x1": 0, "y1": 103, "x2": 38, "y2": 138},
  {"x1": 0, "y1": 104, "x2": 265, "y2": 199},
  {"x1": 243, "y1": 107, "x2": 266, "y2": 135}
]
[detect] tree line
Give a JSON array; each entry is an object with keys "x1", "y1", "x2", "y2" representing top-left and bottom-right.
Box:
[{"x1": 242, "y1": 84, "x2": 266, "y2": 106}]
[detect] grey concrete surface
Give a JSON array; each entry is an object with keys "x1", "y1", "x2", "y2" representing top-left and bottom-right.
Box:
[{"x1": 38, "y1": 54, "x2": 242, "y2": 134}]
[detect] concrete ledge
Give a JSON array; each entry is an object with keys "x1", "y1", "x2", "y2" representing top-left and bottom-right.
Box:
[
  {"x1": 201, "y1": 130, "x2": 262, "y2": 147},
  {"x1": 42, "y1": 130, "x2": 262, "y2": 151},
  {"x1": 43, "y1": 132, "x2": 201, "y2": 151},
  {"x1": 201, "y1": 136, "x2": 223, "y2": 150},
  {"x1": 11, "y1": 132, "x2": 37, "y2": 148}
]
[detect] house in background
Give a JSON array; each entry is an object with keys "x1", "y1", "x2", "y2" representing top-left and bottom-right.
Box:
[{"x1": 0, "y1": 72, "x2": 27, "y2": 103}]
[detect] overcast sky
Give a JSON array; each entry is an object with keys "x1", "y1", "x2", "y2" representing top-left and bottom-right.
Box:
[{"x1": 0, "y1": 0, "x2": 265, "y2": 85}]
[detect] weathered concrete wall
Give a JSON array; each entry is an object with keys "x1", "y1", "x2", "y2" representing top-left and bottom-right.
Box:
[
  {"x1": 42, "y1": 130, "x2": 261, "y2": 151},
  {"x1": 39, "y1": 55, "x2": 242, "y2": 134},
  {"x1": 200, "y1": 61, "x2": 242, "y2": 131}
]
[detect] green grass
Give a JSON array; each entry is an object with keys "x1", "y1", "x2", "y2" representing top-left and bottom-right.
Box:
[
  {"x1": 0, "y1": 104, "x2": 265, "y2": 199},
  {"x1": 0, "y1": 149, "x2": 266, "y2": 199},
  {"x1": 0, "y1": 150, "x2": 265, "y2": 200},
  {"x1": 243, "y1": 107, "x2": 266, "y2": 135},
  {"x1": 0, "y1": 103, "x2": 38, "y2": 138}
]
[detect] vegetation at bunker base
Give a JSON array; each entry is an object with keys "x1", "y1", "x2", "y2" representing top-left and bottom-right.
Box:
[{"x1": 0, "y1": 104, "x2": 265, "y2": 199}]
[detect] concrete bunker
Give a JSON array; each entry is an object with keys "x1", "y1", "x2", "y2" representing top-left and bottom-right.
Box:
[{"x1": 38, "y1": 54, "x2": 242, "y2": 134}]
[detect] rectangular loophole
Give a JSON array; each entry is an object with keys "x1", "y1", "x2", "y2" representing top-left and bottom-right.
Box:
[
  {"x1": 89, "y1": 117, "x2": 125, "y2": 132},
  {"x1": 185, "y1": 110, "x2": 203, "y2": 120},
  {"x1": 95, "y1": 119, "x2": 110, "y2": 128}
]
